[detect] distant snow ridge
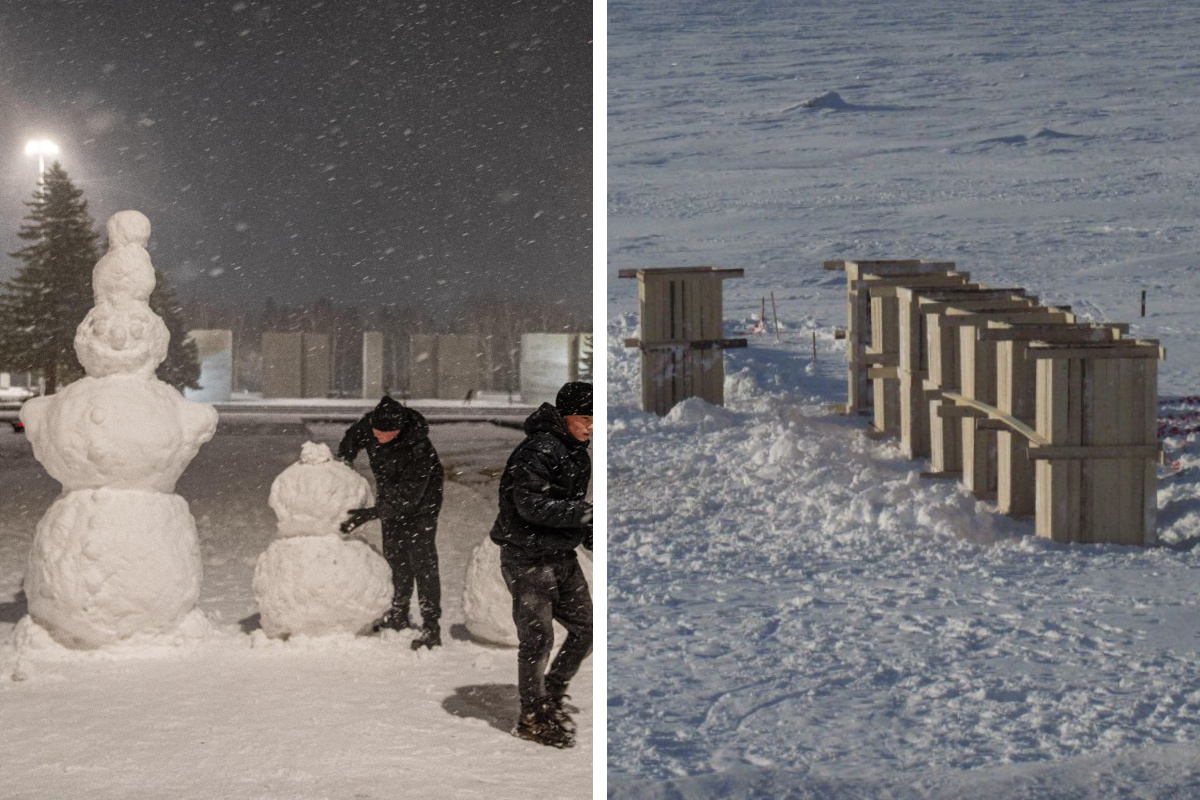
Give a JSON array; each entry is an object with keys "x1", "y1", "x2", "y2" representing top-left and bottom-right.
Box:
[
  {"x1": 801, "y1": 90, "x2": 853, "y2": 111},
  {"x1": 968, "y1": 127, "x2": 1088, "y2": 150}
]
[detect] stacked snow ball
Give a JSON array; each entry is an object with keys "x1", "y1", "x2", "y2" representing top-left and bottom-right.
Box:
[
  {"x1": 254, "y1": 441, "x2": 392, "y2": 638},
  {"x1": 253, "y1": 536, "x2": 393, "y2": 638},
  {"x1": 21, "y1": 375, "x2": 217, "y2": 494},
  {"x1": 268, "y1": 441, "x2": 373, "y2": 538},
  {"x1": 462, "y1": 537, "x2": 592, "y2": 647},
  {"x1": 24, "y1": 489, "x2": 203, "y2": 649}
]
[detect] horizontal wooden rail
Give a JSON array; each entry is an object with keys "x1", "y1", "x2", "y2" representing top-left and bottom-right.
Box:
[
  {"x1": 618, "y1": 267, "x2": 745, "y2": 279},
  {"x1": 623, "y1": 338, "x2": 749, "y2": 350},
  {"x1": 1027, "y1": 444, "x2": 1161, "y2": 460}
]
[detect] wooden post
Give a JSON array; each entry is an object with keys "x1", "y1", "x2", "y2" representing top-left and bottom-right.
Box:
[
  {"x1": 620, "y1": 267, "x2": 746, "y2": 415},
  {"x1": 771, "y1": 292, "x2": 781, "y2": 343}
]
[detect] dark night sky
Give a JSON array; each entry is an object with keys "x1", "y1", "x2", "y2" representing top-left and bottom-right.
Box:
[{"x1": 0, "y1": 0, "x2": 592, "y2": 314}]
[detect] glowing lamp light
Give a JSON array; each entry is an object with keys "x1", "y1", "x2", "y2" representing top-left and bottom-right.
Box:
[
  {"x1": 25, "y1": 139, "x2": 60, "y2": 186},
  {"x1": 24, "y1": 139, "x2": 59, "y2": 157}
]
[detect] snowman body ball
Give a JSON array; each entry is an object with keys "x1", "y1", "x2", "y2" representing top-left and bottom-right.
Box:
[{"x1": 253, "y1": 442, "x2": 393, "y2": 638}]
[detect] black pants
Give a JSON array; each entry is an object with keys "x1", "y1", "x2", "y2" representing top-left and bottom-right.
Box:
[
  {"x1": 501, "y1": 554, "x2": 593, "y2": 711},
  {"x1": 382, "y1": 514, "x2": 441, "y2": 629}
]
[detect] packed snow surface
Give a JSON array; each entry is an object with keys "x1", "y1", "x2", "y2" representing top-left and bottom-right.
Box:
[
  {"x1": 0, "y1": 419, "x2": 591, "y2": 797},
  {"x1": 610, "y1": 0, "x2": 1200, "y2": 797}
]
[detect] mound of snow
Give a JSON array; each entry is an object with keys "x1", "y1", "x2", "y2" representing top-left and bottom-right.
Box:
[
  {"x1": 9, "y1": 609, "x2": 213, "y2": 678},
  {"x1": 462, "y1": 537, "x2": 593, "y2": 646},
  {"x1": 664, "y1": 397, "x2": 739, "y2": 431},
  {"x1": 253, "y1": 536, "x2": 392, "y2": 639},
  {"x1": 23, "y1": 489, "x2": 203, "y2": 649},
  {"x1": 802, "y1": 90, "x2": 853, "y2": 110}
]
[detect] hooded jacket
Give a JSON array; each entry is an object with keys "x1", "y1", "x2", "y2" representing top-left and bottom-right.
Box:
[
  {"x1": 490, "y1": 403, "x2": 592, "y2": 563},
  {"x1": 337, "y1": 396, "x2": 443, "y2": 522}
]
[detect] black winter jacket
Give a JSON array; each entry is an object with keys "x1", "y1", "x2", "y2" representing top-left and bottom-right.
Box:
[
  {"x1": 337, "y1": 398, "x2": 444, "y2": 523},
  {"x1": 490, "y1": 403, "x2": 592, "y2": 564}
]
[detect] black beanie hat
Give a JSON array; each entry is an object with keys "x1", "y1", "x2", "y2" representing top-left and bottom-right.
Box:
[
  {"x1": 555, "y1": 382, "x2": 592, "y2": 416},
  {"x1": 371, "y1": 396, "x2": 405, "y2": 431}
]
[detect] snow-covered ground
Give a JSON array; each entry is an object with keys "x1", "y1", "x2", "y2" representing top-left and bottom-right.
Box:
[
  {"x1": 0, "y1": 419, "x2": 593, "y2": 799},
  {"x1": 608, "y1": 0, "x2": 1200, "y2": 797}
]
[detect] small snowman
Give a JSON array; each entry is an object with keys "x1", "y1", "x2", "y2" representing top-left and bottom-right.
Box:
[
  {"x1": 253, "y1": 441, "x2": 393, "y2": 638},
  {"x1": 20, "y1": 210, "x2": 218, "y2": 649},
  {"x1": 462, "y1": 537, "x2": 593, "y2": 647}
]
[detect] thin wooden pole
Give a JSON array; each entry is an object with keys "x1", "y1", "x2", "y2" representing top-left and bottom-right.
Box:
[
  {"x1": 770, "y1": 291, "x2": 781, "y2": 343},
  {"x1": 812, "y1": 331, "x2": 818, "y2": 364},
  {"x1": 1140, "y1": 289, "x2": 1146, "y2": 318}
]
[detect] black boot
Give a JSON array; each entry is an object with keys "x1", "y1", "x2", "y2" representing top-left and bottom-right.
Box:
[
  {"x1": 544, "y1": 693, "x2": 576, "y2": 734},
  {"x1": 410, "y1": 625, "x2": 441, "y2": 650},
  {"x1": 514, "y1": 698, "x2": 574, "y2": 748},
  {"x1": 374, "y1": 606, "x2": 411, "y2": 632}
]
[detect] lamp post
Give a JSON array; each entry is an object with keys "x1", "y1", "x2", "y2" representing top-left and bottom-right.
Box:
[
  {"x1": 24, "y1": 139, "x2": 59, "y2": 188},
  {"x1": 23, "y1": 139, "x2": 59, "y2": 395}
]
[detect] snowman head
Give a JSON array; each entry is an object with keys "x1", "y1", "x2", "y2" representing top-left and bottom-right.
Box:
[{"x1": 75, "y1": 300, "x2": 170, "y2": 378}]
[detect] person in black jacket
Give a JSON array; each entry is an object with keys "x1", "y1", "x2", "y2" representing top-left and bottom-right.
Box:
[
  {"x1": 491, "y1": 381, "x2": 593, "y2": 748},
  {"x1": 338, "y1": 395, "x2": 445, "y2": 650}
]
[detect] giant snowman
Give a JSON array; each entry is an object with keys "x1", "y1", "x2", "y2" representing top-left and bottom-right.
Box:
[
  {"x1": 19, "y1": 210, "x2": 218, "y2": 650},
  {"x1": 253, "y1": 441, "x2": 393, "y2": 638}
]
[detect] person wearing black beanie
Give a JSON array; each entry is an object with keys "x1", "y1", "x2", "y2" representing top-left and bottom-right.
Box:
[
  {"x1": 337, "y1": 395, "x2": 445, "y2": 650},
  {"x1": 490, "y1": 381, "x2": 593, "y2": 748}
]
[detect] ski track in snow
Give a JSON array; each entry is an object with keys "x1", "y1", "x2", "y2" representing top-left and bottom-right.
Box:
[{"x1": 609, "y1": 0, "x2": 1200, "y2": 795}]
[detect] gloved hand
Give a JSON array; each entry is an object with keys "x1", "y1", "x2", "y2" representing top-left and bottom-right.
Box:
[
  {"x1": 340, "y1": 506, "x2": 380, "y2": 534},
  {"x1": 581, "y1": 502, "x2": 593, "y2": 525}
]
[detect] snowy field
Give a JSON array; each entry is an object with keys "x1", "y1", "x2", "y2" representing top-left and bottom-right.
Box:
[
  {"x1": 0, "y1": 420, "x2": 593, "y2": 799},
  {"x1": 608, "y1": 0, "x2": 1200, "y2": 797}
]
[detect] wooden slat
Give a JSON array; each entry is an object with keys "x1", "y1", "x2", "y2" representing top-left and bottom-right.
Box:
[
  {"x1": 619, "y1": 266, "x2": 745, "y2": 278},
  {"x1": 979, "y1": 324, "x2": 1121, "y2": 343},
  {"x1": 938, "y1": 309, "x2": 1071, "y2": 328},
  {"x1": 1026, "y1": 343, "x2": 1163, "y2": 360},
  {"x1": 1028, "y1": 445, "x2": 1161, "y2": 460},
  {"x1": 918, "y1": 298, "x2": 1037, "y2": 315},
  {"x1": 851, "y1": 273, "x2": 968, "y2": 291}
]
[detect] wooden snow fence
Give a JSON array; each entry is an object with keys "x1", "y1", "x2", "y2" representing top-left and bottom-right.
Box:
[
  {"x1": 620, "y1": 266, "x2": 746, "y2": 415},
  {"x1": 829, "y1": 258, "x2": 1163, "y2": 545}
]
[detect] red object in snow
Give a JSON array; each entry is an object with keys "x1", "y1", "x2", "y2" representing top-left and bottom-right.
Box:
[{"x1": 10, "y1": 422, "x2": 23, "y2": 434}]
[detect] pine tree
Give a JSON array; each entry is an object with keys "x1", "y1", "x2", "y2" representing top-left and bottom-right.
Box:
[
  {"x1": 0, "y1": 163, "x2": 100, "y2": 394},
  {"x1": 149, "y1": 269, "x2": 202, "y2": 392}
]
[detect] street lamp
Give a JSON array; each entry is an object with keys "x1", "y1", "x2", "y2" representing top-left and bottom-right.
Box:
[{"x1": 24, "y1": 139, "x2": 59, "y2": 187}]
